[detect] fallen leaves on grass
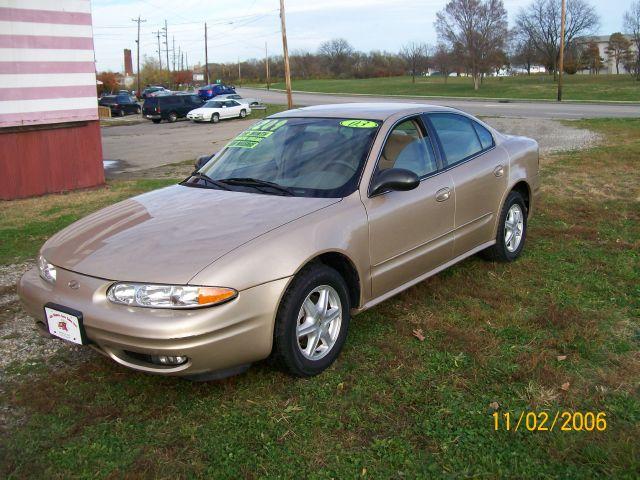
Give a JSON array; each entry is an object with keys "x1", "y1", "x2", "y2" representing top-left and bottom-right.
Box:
[
  {"x1": 557, "y1": 355, "x2": 567, "y2": 361},
  {"x1": 412, "y1": 329, "x2": 425, "y2": 342},
  {"x1": 489, "y1": 401, "x2": 500, "y2": 411},
  {"x1": 561, "y1": 382, "x2": 571, "y2": 391}
]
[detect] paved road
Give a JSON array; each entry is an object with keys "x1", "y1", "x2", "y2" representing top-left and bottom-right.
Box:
[{"x1": 238, "y1": 88, "x2": 639, "y2": 119}]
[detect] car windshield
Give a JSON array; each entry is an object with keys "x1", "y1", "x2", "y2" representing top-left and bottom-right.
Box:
[{"x1": 192, "y1": 117, "x2": 380, "y2": 198}]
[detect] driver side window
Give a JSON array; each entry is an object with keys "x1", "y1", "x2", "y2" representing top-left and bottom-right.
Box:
[{"x1": 376, "y1": 118, "x2": 437, "y2": 178}]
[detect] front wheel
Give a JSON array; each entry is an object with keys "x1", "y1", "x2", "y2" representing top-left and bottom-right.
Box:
[
  {"x1": 482, "y1": 190, "x2": 527, "y2": 262},
  {"x1": 239, "y1": 109, "x2": 247, "y2": 118},
  {"x1": 273, "y1": 264, "x2": 351, "y2": 377},
  {"x1": 210, "y1": 113, "x2": 220, "y2": 123},
  {"x1": 118, "y1": 110, "x2": 125, "y2": 117}
]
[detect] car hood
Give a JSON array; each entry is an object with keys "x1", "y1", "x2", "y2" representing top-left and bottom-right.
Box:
[
  {"x1": 188, "y1": 108, "x2": 207, "y2": 114},
  {"x1": 42, "y1": 185, "x2": 339, "y2": 284}
]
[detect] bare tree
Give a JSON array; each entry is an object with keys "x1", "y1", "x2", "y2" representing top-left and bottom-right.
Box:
[
  {"x1": 624, "y1": 1, "x2": 640, "y2": 78},
  {"x1": 432, "y1": 44, "x2": 454, "y2": 82},
  {"x1": 318, "y1": 38, "x2": 355, "y2": 77},
  {"x1": 400, "y1": 42, "x2": 429, "y2": 83},
  {"x1": 511, "y1": 30, "x2": 539, "y2": 74},
  {"x1": 435, "y1": 0, "x2": 509, "y2": 90},
  {"x1": 605, "y1": 33, "x2": 632, "y2": 74},
  {"x1": 516, "y1": 0, "x2": 599, "y2": 76}
]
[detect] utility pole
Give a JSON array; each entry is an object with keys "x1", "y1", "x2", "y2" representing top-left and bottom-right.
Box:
[
  {"x1": 279, "y1": 0, "x2": 293, "y2": 108},
  {"x1": 132, "y1": 15, "x2": 146, "y2": 96},
  {"x1": 163, "y1": 20, "x2": 169, "y2": 73},
  {"x1": 265, "y1": 41, "x2": 270, "y2": 90},
  {"x1": 172, "y1": 36, "x2": 176, "y2": 72},
  {"x1": 204, "y1": 22, "x2": 210, "y2": 84},
  {"x1": 238, "y1": 56, "x2": 241, "y2": 86},
  {"x1": 557, "y1": 0, "x2": 566, "y2": 101},
  {"x1": 154, "y1": 29, "x2": 163, "y2": 70}
]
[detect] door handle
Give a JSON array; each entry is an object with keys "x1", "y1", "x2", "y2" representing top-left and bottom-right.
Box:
[
  {"x1": 493, "y1": 165, "x2": 505, "y2": 177},
  {"x1": 435, "y1": 187, "x2": 451, "y2": 202}
]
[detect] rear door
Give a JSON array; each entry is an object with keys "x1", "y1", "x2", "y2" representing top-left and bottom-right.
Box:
[
  {"x1": 361, "y1": 116, "x2": 455, "y2": 298},
  {"x1": 425, "y1": 113, "x2": 508, "y2": 257}
]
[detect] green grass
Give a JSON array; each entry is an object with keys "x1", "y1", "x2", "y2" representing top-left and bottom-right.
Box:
[
  {"x1": 1, "y1": 119, "x2": 639, "y2": 478},
  {"x1": 254, "y1": 74, "x2": 640, "y2": 102}
]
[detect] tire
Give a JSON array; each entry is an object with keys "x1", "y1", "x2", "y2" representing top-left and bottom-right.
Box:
[
  {"x1": 273, "y1": 264, "x2": 351, "y2": 377},
  {"x1": 167, "y1": 111, "x2": 178, "y2": 123},
  {"x1": 482, "y1": 190, "x2": 528, "y2": 262},
  {"x1": 210, "y1": 113, "x2": 220, "y2": 124},
  {"x1": 239, "y1": 109, "x2": 247, "y2": 118},
  {"x1": 118, "y1": 110, "x2": 125, "y2": 117},
  {"x1": 152, "y1": 119, "x2": 161, "y2": 124},
  {"x1": 136, "y1": 106, "x2": 141, "y2": 114}
]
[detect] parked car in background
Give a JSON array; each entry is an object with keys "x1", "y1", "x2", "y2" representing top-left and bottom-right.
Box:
[
  {"x1": 142, "y1": 94, "x2": 204, "y2": 123},
  {"x1": 187, "y1": 99, "x2": 251, "y2": 123},
  {"x1": 98, "y1": 94, "x2": 141, "y2": 117},
  {"x1": 18, "y1": 103, "x2": 539, "y2": 380},
  {"x1": 197, "y1": 83, "x2": 236, "y2": 100},
  {"x1": 140, "y1": 86, "x2": 169, "y2": 99},
  {"x1": 215, "y1": 93, "x2": 261, "y2": 107}
]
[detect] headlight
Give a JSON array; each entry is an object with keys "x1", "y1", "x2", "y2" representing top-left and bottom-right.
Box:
[
  {"x1": 107, "y1": 283, "x2": 237, "y2": 309},
  {"x1": 38, "y1": 255, "x2": 57, "y2": 284}
]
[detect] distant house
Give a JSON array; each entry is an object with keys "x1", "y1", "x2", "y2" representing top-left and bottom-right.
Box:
[
  {"x1": 575, "y1": 34, "x2": 637, "y2": 74},
  {"x1": 0, "y1": 0, "x2": 104, "y2": 200}
]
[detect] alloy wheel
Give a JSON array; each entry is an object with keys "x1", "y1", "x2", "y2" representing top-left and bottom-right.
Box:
[
  {"x1": 296, "y1": 285, "x2": 342, "y2": 361},
  {"x1": 504, "y1": 204, "x2": 524, "y2": 252}
]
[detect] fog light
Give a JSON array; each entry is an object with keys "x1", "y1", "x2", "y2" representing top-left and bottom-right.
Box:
[{"x1": 152, "y1": 355, "x2": 188, "y2": 366}]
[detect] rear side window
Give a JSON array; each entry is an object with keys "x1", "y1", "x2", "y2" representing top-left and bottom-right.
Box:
[
  {"x1": 429, "y1": 113, "x2": 482, "y2": 166},
  {"x1": 473, "y1": 121, "x2": 494, "y2": 150}
]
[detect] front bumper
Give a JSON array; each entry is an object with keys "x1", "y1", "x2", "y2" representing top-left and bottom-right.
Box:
[{"x1": 18, "y1": 267, "x2": 290, "y2": 377}]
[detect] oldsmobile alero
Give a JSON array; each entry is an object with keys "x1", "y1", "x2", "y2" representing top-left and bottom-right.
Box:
[{"x1": 18, "y1": 103, "x2": 539, "y2": 380}]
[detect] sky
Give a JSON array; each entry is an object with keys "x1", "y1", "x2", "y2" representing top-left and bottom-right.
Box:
[{"x1": 91, "y1": 0, "x2": 634, "y2": 72}]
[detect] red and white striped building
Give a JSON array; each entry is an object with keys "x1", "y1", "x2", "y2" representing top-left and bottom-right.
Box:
[{"x1": 0, "y1": 0, "x2": 104, "y2": 199}]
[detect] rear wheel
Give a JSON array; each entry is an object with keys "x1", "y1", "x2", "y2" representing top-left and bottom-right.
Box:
[
  {"x1": 273, "y1": 264, "x2": 350, "y2": 377},
  {"x1": 239, "y1": 109, "x2": 247, "y2": 118},
  {"x1": 482, "y1": 190, "x2": 527, "y2": 262},
  {"x1": 210, "y1": 113, "x2": 220, "y2": 124},
  {"x1": 167, "y1": 111, "x2": 178, "y2": 123}
]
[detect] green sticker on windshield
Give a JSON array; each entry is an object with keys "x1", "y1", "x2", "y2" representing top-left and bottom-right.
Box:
[
  {"x1": 340, "y1": 119, "x2": 378, "y2": 128},
  {"x1": 228, "y1": 119, "x2": 287, "y2": 148},
  {"x1": 228, "y1": 139, "x2": 259, "y2": 149}
]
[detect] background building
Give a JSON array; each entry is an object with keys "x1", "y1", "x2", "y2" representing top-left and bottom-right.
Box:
[
  {"x1": 0, "y1": 0, "x2": 104, "y2": 200},
  {"x1": 575, "y1": 34, "x2": 638, "y2": 74}
]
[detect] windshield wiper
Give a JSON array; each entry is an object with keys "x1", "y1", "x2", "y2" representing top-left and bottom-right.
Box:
[
  {"x1": 218, "y1": 177, "x2": 294, "y2": 196},
  {"x1": 183, "y1": 172, "x2": 231, "y2": 190}
]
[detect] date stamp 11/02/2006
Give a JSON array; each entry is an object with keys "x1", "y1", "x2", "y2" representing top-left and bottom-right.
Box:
[{"x1": 493, "y1": 411, "x2": 607, "y2": 432}]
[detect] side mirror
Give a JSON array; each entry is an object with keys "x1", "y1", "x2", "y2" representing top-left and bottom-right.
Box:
[
  {"x1": 194, "y1": 154, "x2": 213, "y2": 171},
  {"x1": 370, "y1": 168, "x2": 420, "y2": 196}
]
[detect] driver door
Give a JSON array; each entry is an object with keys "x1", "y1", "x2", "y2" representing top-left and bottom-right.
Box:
[{"x1": 361, "y1": 117, "x2": 455, "y2": 299}]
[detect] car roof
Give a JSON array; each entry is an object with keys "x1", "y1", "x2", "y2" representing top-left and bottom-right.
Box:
[{"x1": 270, "y1": 102, "x2": 460, "y2": 121}]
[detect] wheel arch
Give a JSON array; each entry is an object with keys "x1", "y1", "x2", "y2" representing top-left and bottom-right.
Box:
[
  {"x1": 510, "y1": 180, "x2": 531, "y2": 215},
  {"x1": 293, "y1": 251, "x2": 362, "y2": 310}
]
